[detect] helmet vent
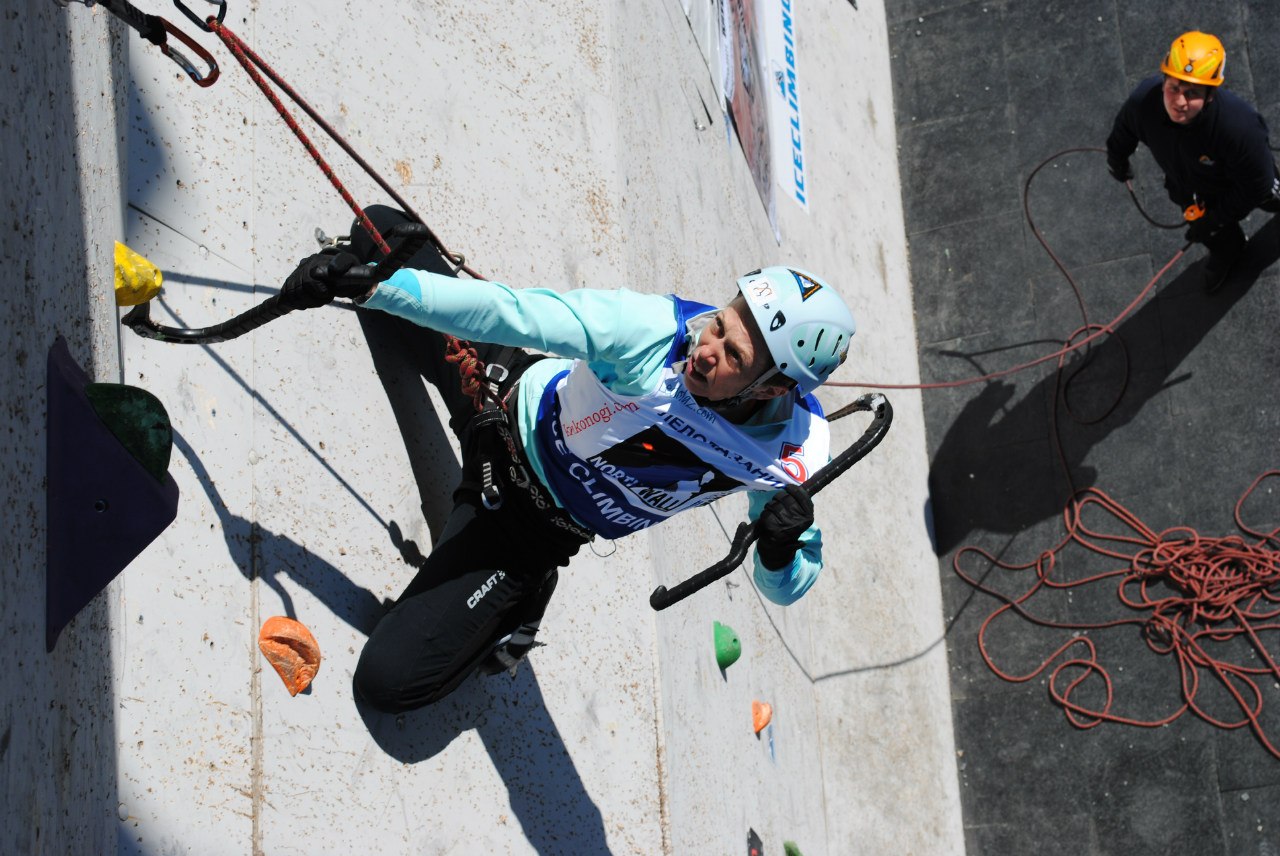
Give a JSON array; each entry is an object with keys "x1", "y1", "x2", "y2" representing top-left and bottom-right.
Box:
[{"x1": 814, "y1": 329, "x2": 824, "y2": 349}]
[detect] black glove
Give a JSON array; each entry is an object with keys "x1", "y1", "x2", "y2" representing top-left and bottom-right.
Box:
[
  {"x1": 280, "y1": 251, "x2": 359, "y2": 309},
  {"x1": 756, "y1": 484, "x2": 814, "y2": 570},
  {"x1": 1185, "y1": 212, "x2": 1224, "y2": 245},
  {"x1": 1106, "y1": 155, "x2": 1133, "y2": 183}
]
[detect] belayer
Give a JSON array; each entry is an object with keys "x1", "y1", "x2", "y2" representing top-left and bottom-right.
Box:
[
  {"x1": 279, "y1": 206, "x2": 859, "y2": 713},
  {"x1": 1106, "y1": 31, "x2": 1280, "y2": 293}
]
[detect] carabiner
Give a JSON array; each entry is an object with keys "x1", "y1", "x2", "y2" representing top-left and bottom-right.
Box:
[
  {"x1": 172, "y1": 0, "x2": 225, "y2": 32},
  {"x1": 158, "y1": 16, "x2": 220, "y2": 87}
]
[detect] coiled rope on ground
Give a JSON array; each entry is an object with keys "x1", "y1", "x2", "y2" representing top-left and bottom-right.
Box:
[{"x1": 830, "y1": 146, "x2": 1280, "y2": 758}]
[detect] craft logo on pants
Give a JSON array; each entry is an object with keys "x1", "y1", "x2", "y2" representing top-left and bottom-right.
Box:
[{"x1": 468, "y1": 570, "x2": 506, "y2": 609}]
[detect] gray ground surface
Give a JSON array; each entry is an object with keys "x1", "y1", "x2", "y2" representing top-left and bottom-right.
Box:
[{"x1": 888, "y1": 2, "x2": 1280, "y2": 854}]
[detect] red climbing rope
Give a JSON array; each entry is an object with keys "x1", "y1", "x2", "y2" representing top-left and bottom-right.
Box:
[
  {"x1": 206, "y1": 19, "x2": 494, "y2": 412},
  {"x1": 955, "y1": 475, "x2": 1280, "y2": 758},
  {"x1": 826, "y1": 246, "x2": 1184, "y2": 397},
  {"x1": 878, "y1": 148, "x2": 1280, "y2": 758},
  {"x1": 828, "y1": 147, "x2": 1189, "y2": 397}
]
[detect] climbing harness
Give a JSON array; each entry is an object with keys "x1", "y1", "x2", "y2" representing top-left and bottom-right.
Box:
[
  {"x1": 60, "y1": 0, "x2": 222, "y2": 87},
  {"x1": 650, "y1": 392, "x2": 892, "y2": 610},
  {"x1": 458, "y1": 347, "x2": 594, "y2": 542}
]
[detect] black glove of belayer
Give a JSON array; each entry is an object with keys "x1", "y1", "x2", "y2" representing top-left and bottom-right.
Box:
[
  {"x1": 756, "y1": 484, "x2": 814, "y2": 570},
  {"x1": 280, "y1": 250, "x2": 363, "y2": 309},
  {"x1": 1106, "y1": 155, "x2": 1133, "y2": 184}
]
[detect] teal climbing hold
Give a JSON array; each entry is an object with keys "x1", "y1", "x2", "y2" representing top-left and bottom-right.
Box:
[
  {"x1": 713, "y1": 620, "x2": 741, "y2": 670},
  {"x1": 84, "y1": 382, "x2": 173, "y2": 483}
]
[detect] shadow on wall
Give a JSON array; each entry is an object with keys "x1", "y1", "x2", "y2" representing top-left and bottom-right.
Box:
[
  {"x1": 357, "y1": 669, "x2": 611, "y2": 855},
  {"x1": 168, "y1": 326, "x2": 609, "y2": 854},
  {"x1": 0, "y1": 3, "x2": 128, "y2": 854},
  {"x1": 172, "y1": 431, "x2": 388, "y2": 635},
  {"x1": 928, "y1": 215, "x2": 1280, "y2": 555}
]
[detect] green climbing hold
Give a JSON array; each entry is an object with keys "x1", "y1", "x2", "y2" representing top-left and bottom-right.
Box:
[
  {"x1": 85, "y1": 383, "x2": 173, "y2": 483},
  {"x1": 784, "y1": 842, "x2": 804, "y2": 856},
  {"x1": 713, "y1": 620, "x2": 741, "y2": 670}
]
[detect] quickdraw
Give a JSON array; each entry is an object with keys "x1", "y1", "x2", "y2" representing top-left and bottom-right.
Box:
[
  {"x1": 60, "y1": 0, "x2": 222, "y2": 87},
  {"x1": 115, "y1": 13, "x2": 499, "y2": 414}
]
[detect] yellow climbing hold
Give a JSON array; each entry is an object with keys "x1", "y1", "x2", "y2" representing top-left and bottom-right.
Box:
[{"x1": 113, "y1": 241, "x2": 163, "y2": 306}]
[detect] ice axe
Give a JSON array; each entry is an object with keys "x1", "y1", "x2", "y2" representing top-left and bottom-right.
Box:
[
  {"x1": 649, "y1": 392, "x2": 893, "y2": 610},
  {"x1": 122, "y1": 222, "x2": 431, "y2": 345}
]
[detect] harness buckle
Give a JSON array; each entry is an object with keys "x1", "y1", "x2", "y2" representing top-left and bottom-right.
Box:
[
  {"x1": 484, "y1": 362, "x2": 509, "y2": 384},
  {"x1": 481, "y1": 485, "x2": 502, "y2": 511},
  {"x1": 480, "y1": 460, "x2": 503, "y2": 510}
]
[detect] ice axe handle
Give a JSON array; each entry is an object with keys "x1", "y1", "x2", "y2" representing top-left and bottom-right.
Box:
[
  {"x1": 122, "y1": 222, "x2": 432, "y2": 345},
  {"x1": 648, "y1": 392, "x2": 892, "y2": 611}
]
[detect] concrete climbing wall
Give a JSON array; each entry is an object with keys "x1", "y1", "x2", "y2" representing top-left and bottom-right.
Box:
[
  {"x1": 4, "y1": 0, "x2": 963, "y2": 853},
  {"x1": 1, "y1": 3, "x2": 126, "y2": 853}
]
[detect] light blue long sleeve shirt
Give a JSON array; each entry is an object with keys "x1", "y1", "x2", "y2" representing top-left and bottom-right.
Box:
[{"x1": 363, "y1": 268, "x2": 825, "y2": 605}]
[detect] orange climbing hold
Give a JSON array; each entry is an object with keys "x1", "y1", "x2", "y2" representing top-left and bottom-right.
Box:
[
  {"x1": 752, "y1": 700, "x2": 772, "y2": 734},
  {"x1": 257, "y1": 616, "x2": 322, "y2": 696}
]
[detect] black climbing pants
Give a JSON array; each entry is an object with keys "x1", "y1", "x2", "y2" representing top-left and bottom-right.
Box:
[{"x1": 349, "y1": 206, "x2": 589, "y2": 712}]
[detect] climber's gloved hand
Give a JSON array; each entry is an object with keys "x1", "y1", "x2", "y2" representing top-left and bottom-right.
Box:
[
  {"x1": 755, "y1": 484, "x2": 815, "y2": 570},
  {"x1": 280, "y1": 250, "x2": 360, "y2": 309},
  {"x1": 1106, "y1": 155, "x2": 1134, "y2": 184}
]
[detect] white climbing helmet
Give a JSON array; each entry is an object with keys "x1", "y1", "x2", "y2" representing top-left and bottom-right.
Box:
[{"x1": 735, "y1": 266, "x2": 856, "y2": 397}]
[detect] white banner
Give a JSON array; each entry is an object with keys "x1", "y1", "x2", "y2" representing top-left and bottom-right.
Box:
[{"x1": 760, "y1": 0, "x2": 809, "y2": 212}]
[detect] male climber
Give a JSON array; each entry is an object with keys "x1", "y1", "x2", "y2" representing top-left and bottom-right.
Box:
[
  {"x1": 1106, "y1": 31, "x2": 1280, "y2": 292},
  {"x1": 280, "y1": 206, "x2": 857, "y2": 712}
]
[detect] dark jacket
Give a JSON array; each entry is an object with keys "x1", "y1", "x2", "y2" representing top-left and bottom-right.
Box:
[{"x1": 1107, "y1": 75, "x2": 1277, "y2": 223}]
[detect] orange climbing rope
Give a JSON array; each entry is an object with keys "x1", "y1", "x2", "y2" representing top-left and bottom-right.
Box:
[
  {"x1": 828, "y1": 147, "x2": 1187, "y2": 398},
  {"x1": 825, "y1": 245, "x2": 1183, "y2": 398},
  {"x1": 955, "y1": 474, "x2": 1280, "y2": 758},
  {"x1": 206, "y1": 19, "x2": 495, "y2": 412},
  {"x1": 859, "y1": 147, "x2": 1280, "y2": 757}
]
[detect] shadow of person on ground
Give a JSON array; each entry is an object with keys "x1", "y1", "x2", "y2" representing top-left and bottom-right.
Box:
[{"x1": 928, "y1": 215, "x2": 1280, "y2": 555}]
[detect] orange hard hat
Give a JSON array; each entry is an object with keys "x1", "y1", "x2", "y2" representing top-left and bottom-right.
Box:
[{"x1": 1161, "y1": 31, "x2": 1225, "y2": 87}]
